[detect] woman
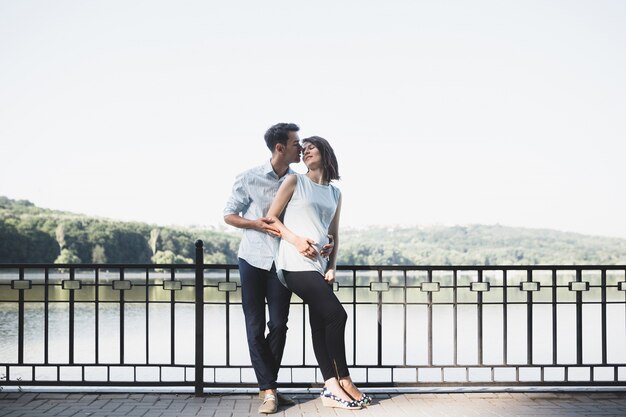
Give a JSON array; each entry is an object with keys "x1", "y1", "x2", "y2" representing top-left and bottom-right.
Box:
[{"x1": 267, "y1": 136, "x2": 372, "y2": 409}]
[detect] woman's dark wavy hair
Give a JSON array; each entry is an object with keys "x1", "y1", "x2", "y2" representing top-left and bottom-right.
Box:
[{"x1": 302, "y1": 136, "x2": 340, "y2": 183}]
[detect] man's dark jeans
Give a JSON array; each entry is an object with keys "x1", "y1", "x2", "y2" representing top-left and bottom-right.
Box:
[{"x1": 238, "y1": 258, "x2": 292, "y2": 390}]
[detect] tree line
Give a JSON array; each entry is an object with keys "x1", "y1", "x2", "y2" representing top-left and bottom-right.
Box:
[
  {"x1": 0, "y1": 197, "x2": 238, "y2": 264},
  {"x1": 2, "y1": 196, "x2": 626, "y2": 265},
  {"x1": 338, "y1": 224, "x2": 626, "y2": 265}
]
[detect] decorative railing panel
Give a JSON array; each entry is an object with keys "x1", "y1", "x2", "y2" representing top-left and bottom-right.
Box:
[{"x1": 1, "y1": 241, "x2": 625, "y2": 395}]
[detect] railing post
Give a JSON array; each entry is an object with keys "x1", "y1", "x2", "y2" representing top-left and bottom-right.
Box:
[
  {"x1": 576, "y1": 268, "x2": 583, "y2": 365},
  {"x1": 194, "y1": 240, "x2": 204, "y2": 396},
  {"x1": 18, "y1": 267, "x2": 25, "y2": 365}
]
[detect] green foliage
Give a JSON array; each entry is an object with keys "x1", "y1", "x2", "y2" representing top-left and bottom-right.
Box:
[
  {"x1": 55, "y1": 248, "x2": 82, "y2": 264},
  {"x1": 91, "y1": 244, "x2": 107, "y2": 263},
  {"x1": 151, "y1": 250, "x2": 193, "y2": 264},
  {"x1": 2, "y1": 196, "x2": 626, "y2": 266},
  {"x1": 338, "y1": 243, "x2": 413, "y2": 265},
  {"x1": 0, "y1": 217, "x2": 58, "y2": 262},
  {"x1": 204, "y1": 251, "x2": 227, "y2": 264},
  {"x1": 338, "y1": 225, "x2": 626, "y2": 265},
  {"x1": 0, "y1": 196, "x2": 238, "y2": 264}
]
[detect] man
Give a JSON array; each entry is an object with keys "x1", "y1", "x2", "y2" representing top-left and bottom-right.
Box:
[{"x1": 224, "y1": 123, "x2": 330, "y2": 414}]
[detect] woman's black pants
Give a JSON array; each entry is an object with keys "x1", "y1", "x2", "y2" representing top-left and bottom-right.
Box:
[{"x1": 283, "y1": 270, "x2": 349, "y2": 381}]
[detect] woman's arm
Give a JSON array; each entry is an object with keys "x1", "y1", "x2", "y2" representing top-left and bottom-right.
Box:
[
  {"x1": 324, "y1": 194, "x2": 342, "y2": 283},
  {"x1": 224, "y1": 214, "x2": 281, "y2": 236},
  {"x1": 267, "y1": 175, "x2": 318, "y2": 260}
]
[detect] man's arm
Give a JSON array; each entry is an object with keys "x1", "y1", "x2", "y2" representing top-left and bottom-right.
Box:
[
  {"x1": 223, "y1": 171, "x2": 281, "y2": 236},
  {"x1": 223, "y1": 214, "x2": 280, "y2": 236},
  {"x1": 320, "y1": 234, "x2": 334, "y2": 258}
]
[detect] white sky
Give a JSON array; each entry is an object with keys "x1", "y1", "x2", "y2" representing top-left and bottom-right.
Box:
[{"x1": 1, "y1": 0, "x2": 625, "y2": 238}]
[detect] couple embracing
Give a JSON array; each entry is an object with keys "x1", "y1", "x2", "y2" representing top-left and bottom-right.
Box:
[{"x1": 224, "y1": 123, "x2": 370, "y2": 413}]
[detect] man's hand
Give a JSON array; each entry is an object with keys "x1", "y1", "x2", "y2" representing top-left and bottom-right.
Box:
[
  {"x1": 253, "y1": 217, "x2": 281, "y2": 237},
  {"x1": 324, "y1": 269, "x2": 335, "y2": 284},
  {"x1": 320, "y1": 234, "x2": 334, "y2": 259},
  {"x1": 294, "y1": 236, "x2": 318, "y2": 260}
]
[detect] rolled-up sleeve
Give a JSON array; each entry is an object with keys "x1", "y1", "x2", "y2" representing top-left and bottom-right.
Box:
[{"x1": 224, "y1": 173, "x2": 250, "y2": 217}]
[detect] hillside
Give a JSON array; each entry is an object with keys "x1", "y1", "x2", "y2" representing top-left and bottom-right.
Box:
[
  {"x1": 340, "y1": 224, "x2": 626, "y2": 265},
  {"x1": 1, "y1": 196, "x2": 625, "y2": 265},
  {"x1": 0, "y1": 196, "x2": 238, "y2": 264}
]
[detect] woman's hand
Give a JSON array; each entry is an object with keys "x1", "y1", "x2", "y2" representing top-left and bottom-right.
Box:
[
  {"x1": 324, "y1": 269, "x2": 335, "y2": 284},
  {"x1": 294, "y1": 236, "x2": 318, "y2": 260}
]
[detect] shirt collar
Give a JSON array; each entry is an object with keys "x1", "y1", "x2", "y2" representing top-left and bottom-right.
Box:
[{"x1": 263, "y1": 159, "x2": 294, "y2": 179}]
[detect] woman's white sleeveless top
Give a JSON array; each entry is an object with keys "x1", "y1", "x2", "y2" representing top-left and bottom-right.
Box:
[{"x1": 276, "y1": 174, "x2": 341, "y2": 279}]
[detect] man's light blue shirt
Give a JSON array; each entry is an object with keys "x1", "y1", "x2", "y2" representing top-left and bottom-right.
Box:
[{"x1": 224, "y1": 160, "x2": 294, "y2": 271}]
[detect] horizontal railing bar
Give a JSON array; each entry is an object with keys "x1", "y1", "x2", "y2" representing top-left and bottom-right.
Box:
[
  {"x1": 2, "y1": 263, "x2": 626, "y2": 270},
  {"x1": 2, "y1": 284, "x2": 622, "y2": 289},
  {"x1": 2, "y1": 301, "x2": 622, "y2": 306},
  {"x1": 3, "y1": 363, "x2": 624, "y2": 368},
  {"x1": 1, "y1": 380, "x2": 625, "y2": 388}
]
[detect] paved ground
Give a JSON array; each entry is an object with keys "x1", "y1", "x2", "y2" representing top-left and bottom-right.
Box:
[{"x1": 1, "y1": 391, "x2": 626, "y2": 417}]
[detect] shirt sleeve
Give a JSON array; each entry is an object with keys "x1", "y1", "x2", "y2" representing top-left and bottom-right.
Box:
[{"x1": 223, "y1": 172, "x2": 250, "y2": 216}]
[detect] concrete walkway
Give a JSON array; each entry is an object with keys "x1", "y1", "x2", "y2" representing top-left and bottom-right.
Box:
[{"x1": 1, "y1": 391, "x2": 626, "y2": 417}]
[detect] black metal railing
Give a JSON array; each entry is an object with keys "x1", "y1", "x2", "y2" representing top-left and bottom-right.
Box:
[{"x1": 1, "y1": 241, "x2": 625, "y2": 395}]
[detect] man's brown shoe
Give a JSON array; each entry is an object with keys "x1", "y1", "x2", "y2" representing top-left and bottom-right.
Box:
[
  {"x1": 258, "y1": 391, "x2": 295, "y2": 406},
  {"x1": 258, "y1": 393, "x2": 278, "y2": 414}
]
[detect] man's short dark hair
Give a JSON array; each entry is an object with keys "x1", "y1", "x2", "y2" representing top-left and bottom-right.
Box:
[{"x1": 264, "y1": 123, "x2": 299, "y2": 151}]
